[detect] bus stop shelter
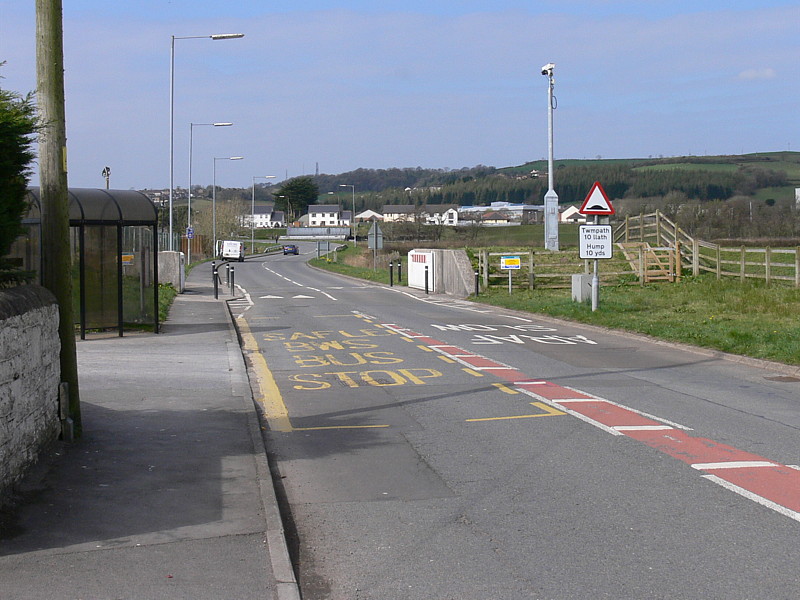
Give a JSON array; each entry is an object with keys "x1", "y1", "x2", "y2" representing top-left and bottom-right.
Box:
[{"x1": 12, "y1": 188, "x2": 159, "y2": 338}]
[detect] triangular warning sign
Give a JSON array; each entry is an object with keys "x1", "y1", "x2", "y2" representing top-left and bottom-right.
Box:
[{"x1": 579, "y1": 182, "x2": 614, "y2": 215}]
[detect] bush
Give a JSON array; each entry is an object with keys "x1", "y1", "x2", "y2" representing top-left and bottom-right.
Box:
[{"x1": 0, "y1": 69, "x2": 38, "y2": 280}]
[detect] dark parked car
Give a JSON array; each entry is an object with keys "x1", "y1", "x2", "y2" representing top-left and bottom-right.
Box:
[{"x1": 283, "y1": 244, "x2": 299, "y2": 255}]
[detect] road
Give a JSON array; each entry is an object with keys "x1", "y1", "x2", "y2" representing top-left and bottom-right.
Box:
[{"x1": 228, "y1": 243, "x2": 799, "y2": 600}]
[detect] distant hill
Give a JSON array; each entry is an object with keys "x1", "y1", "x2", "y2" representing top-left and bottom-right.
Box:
[{"x1": 314, "y1": 152, "x2": 800, "y2": 209}]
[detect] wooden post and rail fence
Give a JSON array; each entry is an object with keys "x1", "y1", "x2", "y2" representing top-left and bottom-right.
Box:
[
  {"x1": 475, "y1": 211, "x2": 800, "y2": 291},
  {"x1": 614, "y1": 212, "x2": 800, "y2": 287}
]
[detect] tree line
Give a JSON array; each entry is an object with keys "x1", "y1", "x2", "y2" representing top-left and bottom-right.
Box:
[{"x1": 159, "y1": 154, "x2": 798, "y2": 246}]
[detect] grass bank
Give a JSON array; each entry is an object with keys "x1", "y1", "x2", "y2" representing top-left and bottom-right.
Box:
[
  {"x1": 474, "y1": 278, "x2": 800, "y2": 366},
  {"x1": 312, "y1": 245, "x2": 800, "y2": 367}
]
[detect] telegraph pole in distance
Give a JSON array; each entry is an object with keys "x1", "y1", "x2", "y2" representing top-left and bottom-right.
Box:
[{"x1": 36, "y1": 0, "x2": 81, "y2": 435}]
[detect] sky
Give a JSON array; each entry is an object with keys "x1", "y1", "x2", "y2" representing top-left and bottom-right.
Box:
[{"x1": 1, "y1": 1, "x2": 798, "y2": 190}]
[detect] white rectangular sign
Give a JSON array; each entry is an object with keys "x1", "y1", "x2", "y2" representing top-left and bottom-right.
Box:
[{"x1": 578, "y1": 225, "x2": 613, "y2": 259}]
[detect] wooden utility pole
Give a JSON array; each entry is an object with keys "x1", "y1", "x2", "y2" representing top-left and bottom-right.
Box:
[{"x1": 36, "y1": 0, "x2": 81, "y2": 435}]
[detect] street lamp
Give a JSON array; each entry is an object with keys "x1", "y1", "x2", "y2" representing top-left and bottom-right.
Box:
[
  {"x1": 188, "y1": 122, "x2": 233, "y2": 264},
  {"x1": 169, "y1": 32, "x2": 244, "y2": 250},
  {"x1": 339, "y1": 184, "x2": 356, "y2": 245},
  {"x1": 213, "y1": 156, "x2": 244, "y2": 255},
  {"x1": 541, "y1": 62, "x2": 559, "y2": 251},
  {"x1": 252, "y1": 175, "x2": 276, "y2": 254}
]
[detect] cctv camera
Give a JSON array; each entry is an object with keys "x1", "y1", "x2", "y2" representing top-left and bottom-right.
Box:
[{"x1": 541, "y1": 62, "x2": 555, "y2": 75}]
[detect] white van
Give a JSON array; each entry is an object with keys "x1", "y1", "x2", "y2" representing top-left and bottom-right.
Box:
[{"x1": 219, "y1": 240, "x2": 245, "y2": 262}]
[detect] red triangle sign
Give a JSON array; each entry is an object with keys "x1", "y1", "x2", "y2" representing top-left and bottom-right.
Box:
[{"x1": 579, "y1": 181, "x2": 615, "y2": 215}]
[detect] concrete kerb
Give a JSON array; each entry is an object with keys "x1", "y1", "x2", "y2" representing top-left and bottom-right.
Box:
[{"x1": 220, "y1": 296, "x2": 301, "y2": 600}]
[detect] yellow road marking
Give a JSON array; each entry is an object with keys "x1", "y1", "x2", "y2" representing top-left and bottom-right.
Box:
[
  {"x1": 293, "y1": 425, "x2": 391, "y2": 431},
  {"x1": 438, "y1": 356, "x2": 456, "y2": 364},
  {"x1": 466, "y1": 402, "x2": 566, "y2": 422},
  {"x1": 238, "y1": 316, "x2": 292, "y2": 432},
  {"x1": 463, "y1": 368, "x2": 483, "y2": 377},
  {"x1": 417, "y1": 345, "x2": 433, "y2": 352},
  {"x1": 237, "y1": 315, "x2": 392, "y2": 433},
  {"x1": 492, "y1": 383, "x2": 518, "y2": 395}
]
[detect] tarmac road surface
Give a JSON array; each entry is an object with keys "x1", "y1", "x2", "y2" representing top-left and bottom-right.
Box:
[{"x1": 232, "y1": 245, "x2": 800, "y2": 600}]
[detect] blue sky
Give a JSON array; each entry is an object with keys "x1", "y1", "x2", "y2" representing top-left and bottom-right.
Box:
[{"x1": 1, "y1": 1, "x2": 798, "y2": 190}]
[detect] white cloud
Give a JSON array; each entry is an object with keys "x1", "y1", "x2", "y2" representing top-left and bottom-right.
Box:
[{"x1": 737, "y1": 67, "x2": 777, "y2": 80}]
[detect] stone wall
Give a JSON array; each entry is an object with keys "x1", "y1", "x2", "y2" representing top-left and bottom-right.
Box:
[{"x1": 0, "y1": 285, "x2": 61, "y2": 507}]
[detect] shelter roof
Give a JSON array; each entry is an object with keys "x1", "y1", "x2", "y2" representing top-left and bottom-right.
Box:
[{"x1": 27, "y1": 187, "x2": 157, "y2": 225}]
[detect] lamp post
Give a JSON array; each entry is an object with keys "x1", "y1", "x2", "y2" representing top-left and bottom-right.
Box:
[
  {"x1": 541, "y1": 62, "x2": 559, "y2": 251},
  {"x1": 169, "y1": 32, "x2": 244, "y2": 251},
  {"x1": 252, "y1": 175, "x2": 276, "y2": 254},
  {"x1": 339, "y1": 184, "x2": 356, "y2": 245},
  {"x1": 189, "y1": 122, "x2": 232, "y2": 263},
  {"x1": 213, "y1": 156, "x2": 244, "y2": 255}
]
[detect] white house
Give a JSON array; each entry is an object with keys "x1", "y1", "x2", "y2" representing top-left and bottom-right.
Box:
[
  {"x1": 253, "y1": 206, "x2": 286, "y2": 228},
  {"x1": 242, "y1": 206, "x2": 285, "y2": 228},
  {"x1": 381, "y1": 204, "x2": 416, "y2": 222},
  {"x1": 424, "y1": 204, "x2": 459, "y2": 226},
  {"x1": 308, "y1": 204, "x2": 351, "y2": 227},
  {"x1": 382, "y1": 204, "x2": 458, "y2": 225},
  {"x1": 559, "y1": 206, "x2": 587, "y2": 223}
]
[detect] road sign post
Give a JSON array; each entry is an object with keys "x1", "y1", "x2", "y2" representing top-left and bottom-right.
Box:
[
  {"x1": 500, "y1": 255, "x2": 521, "y2": 294},
  {"x1": 368, "y1": 222, "x2": 384, "y2": 270},
  {"x1": 578, "y1": 182, "x2": 615, "y2": 311}
]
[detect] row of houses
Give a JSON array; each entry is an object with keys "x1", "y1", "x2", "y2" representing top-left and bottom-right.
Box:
[
  {"x1": 243, "y1": 202, "x2": 590, "y2": 229},
  {"x1": 243, "y1": 204, "x2": 457, "y2": 228},
  {"x1": 143, "y1": 188, "x2": 590, "y2": 229}
]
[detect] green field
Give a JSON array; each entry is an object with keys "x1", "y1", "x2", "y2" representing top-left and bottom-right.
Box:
[{"x1": 633, "y1": 163, "x2": 740, "y2": 173}]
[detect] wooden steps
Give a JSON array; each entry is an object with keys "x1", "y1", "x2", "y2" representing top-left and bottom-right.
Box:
[{"x1": 617, "y1": 242, "x2": 677, "y2": 283}]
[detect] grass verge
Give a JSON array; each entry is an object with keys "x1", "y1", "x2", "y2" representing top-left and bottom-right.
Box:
[
  {"x1": 309, "y1": 245, "x2": 407, "y2": 286},
  {"x1": 473, "y1": 278, "x2": 800, "y2": 366},
  {"x1": 158, "y1": 283, "x2": 178, "y2": 324}
]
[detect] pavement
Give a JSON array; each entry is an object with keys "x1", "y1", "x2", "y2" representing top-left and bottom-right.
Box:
[{"x1": 0, "y1": 264, "x2": 299, "y2": 600}]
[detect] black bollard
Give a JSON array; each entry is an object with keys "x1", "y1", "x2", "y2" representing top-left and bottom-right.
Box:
[
  {"x1": 424, "y1": 265, "x2": 429, "y2": 295},
  {"x1": 230, "y1": 266, "x2": 235, "y2": 294},
  {"x1": 475, "y1": 271, "x2": 480, "y2": 297},
  {"x1": 389, "y1": 261, "x2": 394, "y2": 287},
  {"x1": 213, "y1": 266, "x2": 219, "y2": 299},
  {"x1": 398, "y1": 260, "x2": 402, "y2": 284}
]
